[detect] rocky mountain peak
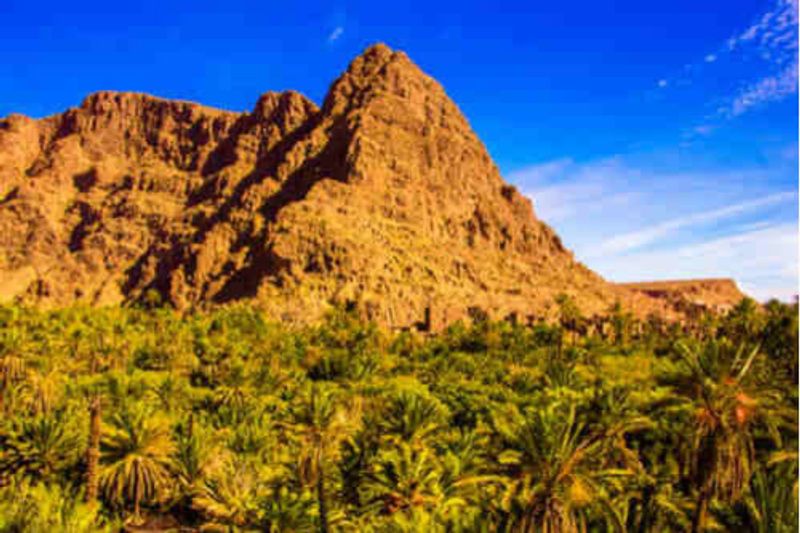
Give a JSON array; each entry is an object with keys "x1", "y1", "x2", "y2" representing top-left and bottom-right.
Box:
[{"x1": 0, "y1": 44, "x2": 743, "y2": 326}]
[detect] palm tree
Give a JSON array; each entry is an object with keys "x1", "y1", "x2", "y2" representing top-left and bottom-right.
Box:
[
  {"x1": 494, "y1": 403, "x2": 638, "y2": 532},
  {"x1": 666, "y1": 341, "x2": 787, "y2": 532},
  {"x1": 77, "y1": 318, "x2": 117, "y2": 505},
  {"x1": 17, "y1": 368, "x2": 63, "y2": 415},
  {"x1": 85, "y1": 395, "x2": 102, "y2": 504},
  {"x1": 0, "y1": 348, "x2": 26, "y2": 414},
  {"x1": 380, "y1": 390, "x2": 445, "y2": 444},
  {"x1": 171, "y1": 418, "x2": 224, "y2": 519},
  {"x1": 739, "y1": 467, "x2": 798, "y2": 533},
  {"x1": 555, "y1": 294, "x2": 583, "y2": 346},
  {"x1": 361, "y1": 438, "x2": 491, "y2": 528},
  {"x1": 193, "y1": 457, "x2": 269, "y2": 529},
  {"x1": 291, "y1": 385, "x2": 361, "y2": 533},
  {"x1": 720, "y1": 298, "x2": 765, "y2": 346},
  {"x1": 608, "y1": 302, "x2": 633, "y2": 348},
  {"x1": 99, "y1": 404, "x2": 175, "y2": 520},
  {"x1": 362, "y1": 442, "x2": 445, "y2": 517},
  {"x1": 0, "y1": 410, "x2": 82, "y2": 483}
]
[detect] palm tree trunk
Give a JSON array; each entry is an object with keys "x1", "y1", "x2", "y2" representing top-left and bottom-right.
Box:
[
  {"x1": 635, "y1": 486, "x2": 653, "y2": 533},
  {"x1": 691, "y1": 485, "x2": 711, "y2": 533},
  {"x1": 85, "y1": 395, "x2": 101, "y2": 503},
  {"x1": 316, "y1": 455, "x2": 329, "y2": 533}
]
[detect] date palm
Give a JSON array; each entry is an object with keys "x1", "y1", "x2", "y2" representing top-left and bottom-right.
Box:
[
  {"x1": 99, "y1": 404, "x2": 175, "y2": 520},
  {"x1": 0, "y1": 348, "x2": 26, "y2": 414},
  {"x1": 362, "y1": 442, "x2": 445, "y2": 517},
  {"x1": 666, "y1": 341, "x2": 787, "y2": 532},
  {"x1": 380, "y1": 390, "x2": 445, "y2": 444},
  {"x1": 291, "y1": 385, "x2": 361, "y2": 532},
  {"x1": 17, "y1": 368, "x2": 63, "y2": 415},
  {"x1": 740, "y1": 466, "x2": 798, "y2": 533},
  {"x1": 85, "y1": 394, "x2": 102, "y2": 504},
  {"x1": 0, "y1": 410, "x2": 82, "y2": 483},
  {"x1": 494, "y1": 403, "x2": 636, "y2": 532},
  {"x1": 193, "y1": 457, "x2": 269, "y2": 528}
]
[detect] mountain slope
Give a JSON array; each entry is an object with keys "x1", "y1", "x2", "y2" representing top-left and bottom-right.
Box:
[{"x1": 0, "y1": 44, "x2": 738, "y2": 326}]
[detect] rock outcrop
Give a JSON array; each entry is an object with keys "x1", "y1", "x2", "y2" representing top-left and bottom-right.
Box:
[
  {"x1": 618, "y1": 279, "x2": 746, "y2": 315},
  {"x1": 0, "y1": 44, "x2": 744, "y2": 326}
]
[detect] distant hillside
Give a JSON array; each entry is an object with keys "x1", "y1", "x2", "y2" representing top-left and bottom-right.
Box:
[{"x1": 618, "y1": 279, "x2": 746, "y2": 314}]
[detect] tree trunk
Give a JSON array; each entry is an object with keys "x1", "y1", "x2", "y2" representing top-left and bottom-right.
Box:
[
  {"x1": 691, "y1": 485, "x2": 710, "y2": 533},
  {"x1": 316, "y1": 455, "x2": 329, "y2": 533},
  {"x1": 85, "y1": 395, "x2": 102, "y2": 503},
  {"x1": 636, "y1": 486, "x2": 654, "y2": 533}
]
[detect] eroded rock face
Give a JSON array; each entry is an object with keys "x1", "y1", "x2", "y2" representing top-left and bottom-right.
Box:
[
  {"x1": 0, "y1": 44, "x2": 740, "y2": 326},
  {"x1": 618, "y1": 279, "x2": 746, "y2": 315}
]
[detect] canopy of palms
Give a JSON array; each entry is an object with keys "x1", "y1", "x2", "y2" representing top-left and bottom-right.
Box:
[{"x1": 494, "y1": 403, "x2": 640, "y2": 532}]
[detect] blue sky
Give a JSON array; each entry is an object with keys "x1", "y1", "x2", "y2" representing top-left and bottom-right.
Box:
[{"x1": 1, "y1": 0, "x2": 797, "y2": 300}]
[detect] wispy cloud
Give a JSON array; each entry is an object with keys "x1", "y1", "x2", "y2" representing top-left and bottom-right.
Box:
[
  {"x1": 327, "y1": 26, "x2": 344, "y2": 43},
  {"x1": 728, "y1": 57, "x2": 798, "y2": 116},
  {"x1": 510, "y1": 158, "x2": 641, "y2": 223},
  {"x1": 600, "y1": 223, "x2": 798, "y2": 302},
  {"x1": 717, "y1": 0, "x2": 797, "y2": 117},
  {"x1": 507, "y1": 155, "x2": 798, "y2": 301},
  {"x1": 588, "y1": 191, "x2": 796, "y2": 256},
  {"x1": 658, "y1": 0, "x2": 797, "y2": 135},
  {"x1": 508, "y1": 157, "x2": 573, "y2": 186},
  {"x1": 727, "y1": 0, "x2": 798, "y2": 56}
]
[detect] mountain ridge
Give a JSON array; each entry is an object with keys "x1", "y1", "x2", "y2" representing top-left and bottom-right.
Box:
[{"x1": 0, "y1": 43, "x2": 744, "y2": 327}]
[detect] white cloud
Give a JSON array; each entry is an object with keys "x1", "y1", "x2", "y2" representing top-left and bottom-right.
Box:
[
  {"x1": 728, "y1": 57, "x2": 798, "y2": 116},
  {"x1": 587, "y1": 191, "x2": 796, "y2": 256},
  {"x1": 721, "y1": 0, "x2": 798, "y2": 117},
  {"x1": 507, "y1": 157, "x2": 573, "y2": 186},
  {"x1": 506, "y1": 155, "x2": 798, "y2": 301},
  {"x1": 327, "y1": 26, "x2": 344, "y2": 43},
  {"x1": 693, "y1": 124, "x2": 714, "y2": 135},
  {"x1": 664, "y1": 0, "x2": 797, "y2": 136},
  {"x1": 511, "y1": 157, "x2": 790, "y2": 228},
  {"x1": 728, "y1": 0, "x2": 798, "y2": 54},
  {"x1": 511, "y1": 158, "x2": 641, "y2": 223},
  {"x1": 657, "y1": 79, "x2": 668, "y2": 88},
  {"x1": 598, "y1": 223, "x2": 798, "y2": 302}
]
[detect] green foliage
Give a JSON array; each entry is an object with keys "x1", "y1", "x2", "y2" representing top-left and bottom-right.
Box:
[
  {"x1": 0, "y1": 297, "x2": 794, "y2": 531},
  {"x1": 99, "y1": 403, "x2": 176, "y2": 518},
  {"x1": 0, "y1": 478, "x2": 114, "y2": 532}
]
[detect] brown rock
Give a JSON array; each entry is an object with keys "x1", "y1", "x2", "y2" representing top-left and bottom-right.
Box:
[
  {"x1": 618, "y1": 279, "x2": 746, "y2": 315},
  {"x1": 0, "y1": 44, "x2": 745, "y2": 326}
]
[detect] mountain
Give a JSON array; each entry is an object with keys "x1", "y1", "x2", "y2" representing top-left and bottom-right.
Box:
[{"x1": 0, "y1": 44, "x2": 743, "y2": 327}]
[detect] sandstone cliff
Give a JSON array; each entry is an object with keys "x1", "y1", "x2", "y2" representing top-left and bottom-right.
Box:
[
  {"x1": 0, "y1": 44, "x2": 743, "y2": 326},
  {"x1": 618, "y1": 279, "x2": 746, "y2": 315}
]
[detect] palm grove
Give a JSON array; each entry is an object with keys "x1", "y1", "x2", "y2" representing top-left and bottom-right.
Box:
[{"x1": 0, "y1": 295, "x2": 796, "y2": 532}]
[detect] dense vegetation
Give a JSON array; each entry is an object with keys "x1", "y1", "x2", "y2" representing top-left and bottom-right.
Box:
[{"x1": 0, "y1": 297, "x2": 796, "y2": 532}]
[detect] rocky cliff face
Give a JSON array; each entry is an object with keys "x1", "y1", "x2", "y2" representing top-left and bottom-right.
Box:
[
  {"x1": 619, "y1": 279, "x2": 746, "y2": 314},
  {"x1": 0, "y1": 44, "x2": 741, "y2": 326}
]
